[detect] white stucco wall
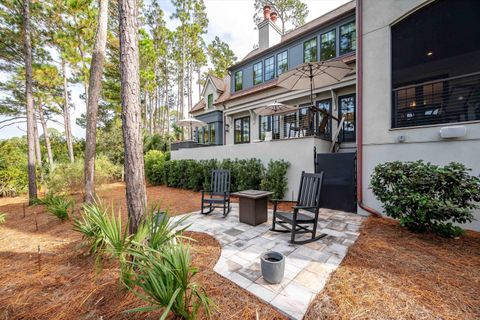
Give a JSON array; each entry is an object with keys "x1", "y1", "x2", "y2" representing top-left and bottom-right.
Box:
[
  {"x1": 171, "y1": 137, "x2": 331, "y2": 201},
  {"x1": 361, "y1": 0, "x2": 480, "y2": 231}
]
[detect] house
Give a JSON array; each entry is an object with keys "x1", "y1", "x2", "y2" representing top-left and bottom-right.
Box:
[
  {"x1": 172, "y1": 1, "x2": 358, "y2": 203},
  {"x1": 358, "y1": 0, "x2": 480, "y2": 230}
]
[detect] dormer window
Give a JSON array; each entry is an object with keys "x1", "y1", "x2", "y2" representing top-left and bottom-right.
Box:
[
  {"x1": 234, "y1": 71, "x2": 243, "y2": 91},
  {"x1": 340, "y1": 21, "x2": 356, "y2": 55},
  {"x1": 207, "y1": 94, "x2": 213, "y2": 109},
  {"x1": 264, "y1": 56, "x2": 275, "y2": 81},
  {"x1": 303, "y1": 38, "x2": 317, "y2": 63},
  {"x1": 253, "y1": 62, "x2": 263, "y2": 85},
  {"x1": 321, "y1": 30, "x2": 336, "y2": 60}
]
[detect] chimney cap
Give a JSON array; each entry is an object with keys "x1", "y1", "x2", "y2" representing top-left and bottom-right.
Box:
[
  {"x1": 263, "y1": 5, "x2": 271, "y2": 20},
  {"x1": 270, "y1": 11, "x2": 278, "y2": 23}
]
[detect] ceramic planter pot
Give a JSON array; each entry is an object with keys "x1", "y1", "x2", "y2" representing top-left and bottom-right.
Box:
[{"x1": 260, "y1": 251, "x2": 285, "y2": 284}]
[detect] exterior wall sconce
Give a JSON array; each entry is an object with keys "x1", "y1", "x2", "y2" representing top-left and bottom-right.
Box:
[{"x1": 225, "y1": 124, "x2": 230, "y2": 132}]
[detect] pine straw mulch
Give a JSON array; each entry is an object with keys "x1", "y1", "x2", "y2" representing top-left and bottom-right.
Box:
[
  {"x1": 304, "y1": 216, "x2": 480, "y2": 320},
  {"x1": 0, "y1": 185, "x2": 286, "y2": 320}
]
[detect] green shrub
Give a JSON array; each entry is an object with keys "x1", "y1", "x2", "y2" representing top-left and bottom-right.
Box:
[
  {"x1": 0, "y1": 138, "x2": 28, "y2": 197},
  {"x1": 261, "y1": 160, "x2": 290, "y2": 199},
  {"x1": 34, "y1": 193, "x2": 74, "y2": 221},
  {"x1": 127, "y1": 243, "x2": 214, "y2": 320},
  {"x1": 370, "y1": 161, "x2": 480, "y2": 237},
  {"x1": 46, "y1": 155, "x2": 122, "y2": 194},
  {"x1": 144, "y1": 150, "x2": 168, "y2": 185},
  {"x1": 0, "y1": 213, "x2": 6, "y2": 225}
]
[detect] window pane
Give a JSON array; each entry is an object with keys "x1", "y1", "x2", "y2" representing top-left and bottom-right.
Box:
[
  {"x1": 277, "y1": 51, "x2": 288, "y2": 76},
  {"x1": 304, "y1": 38, "x2": 317, "y2": 63},
  {"x1": 321, "y1": 30, "x2": 336, "y2": 60},
  {"x1": 207, "y1": 94, "x2": 213, "y2": 108},
  {"x1": 235, "y1": 71, "x2": 242, "y2": 91},
  {"x1": 264, "y1": 57, "x2": 275, "y2": 81},
  {"x1": 253, "y1": 62, "x2": 263, "y2": 85},
  {"x1": 317, "y1": 99, "x2": 332, "y2": 137},
  {"x1": 203, "y1": 125, "x2": 209, "y2": 144},
  {"x1": 242, "y1": 118, "x2": 250, "y2": 142},
  {"x1": 339, "y1": 95, "x2": 356, "y2": 142},
  {"x1": 209, "y1": 123, "x2": 215, "y2": 144},
  {"x1": 340, "y1": 22, "x2": 356, "y2": 55},
  {"x1": 234, "y1": 119, "x2": 242, "y2": 143}
]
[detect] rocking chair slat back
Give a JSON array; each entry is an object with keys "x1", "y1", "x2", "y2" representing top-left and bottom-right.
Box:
[
  {"x1": 211, "y1": 169, "x2": 230, "y2": 195},
  {"x1": 297, "y1": 171, "x2": 324, "y2": 213}
]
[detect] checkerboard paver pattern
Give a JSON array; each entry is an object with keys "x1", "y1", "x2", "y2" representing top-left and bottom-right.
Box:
[{"x1": 174, "y1": 204, "x2": 364, "y2": 319}]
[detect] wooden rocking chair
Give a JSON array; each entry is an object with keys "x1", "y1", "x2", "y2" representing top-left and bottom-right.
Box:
[
  {"x1": 271, "y1": 171, "x2": 326, "y2": 244},
  {"x1": 201, "y1": 169, "x2": 231, "y2": 217}
]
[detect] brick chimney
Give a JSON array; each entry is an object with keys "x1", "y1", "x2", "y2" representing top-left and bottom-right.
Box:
[{"x1": 257, "y1": 6, "x2": 282, "y2": 50}]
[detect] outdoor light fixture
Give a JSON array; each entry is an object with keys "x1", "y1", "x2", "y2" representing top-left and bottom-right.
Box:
[
  {"x1": 225, "y1": 124, "x2": 230, "y2": 132},
  {"x1": 427, "y1": 51, "x2": 433, "y2": 56}
]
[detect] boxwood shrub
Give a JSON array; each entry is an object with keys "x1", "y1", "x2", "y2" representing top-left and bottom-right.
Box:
[
  {"x1": 145, "y1": 156, "x2": 290, "y2": 199},
  {"x1": 370, "y1": 161, "x2": 480, "y2": 237}
]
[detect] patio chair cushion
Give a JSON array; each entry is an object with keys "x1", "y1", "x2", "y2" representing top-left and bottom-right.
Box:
[{"x1": 275, "y1": 211, "x2": 315, "y2": 224}]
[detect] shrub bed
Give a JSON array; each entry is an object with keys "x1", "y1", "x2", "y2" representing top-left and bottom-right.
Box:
[
  {"x1": 145, "y1": 154, "x2": 290, "y2": 199},
  {"x1": 370, "y1": 161, "x2": 480, "y2": 237}
]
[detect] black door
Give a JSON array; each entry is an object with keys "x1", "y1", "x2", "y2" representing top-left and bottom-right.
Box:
[{"x1": 338, "y1": 94, "x2": 356, "y2": 142}]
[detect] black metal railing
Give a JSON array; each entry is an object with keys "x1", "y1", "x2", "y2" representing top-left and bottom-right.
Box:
[{"x1": 392, "y1": 72, "x2": 480, "y2": 128}]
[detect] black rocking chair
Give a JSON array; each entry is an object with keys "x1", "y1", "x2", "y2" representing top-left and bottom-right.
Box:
[
  {"x1": 271, "y1": 171, "x2": 326, "y2": 244},
  {"x1": 201, "y1": 169, "x2": 231, "y2": 217}
]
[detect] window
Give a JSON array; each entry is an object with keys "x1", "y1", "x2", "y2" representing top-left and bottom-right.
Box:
[
  {"x1": 203, "y1": 126, "x2": 209, "y2": 144},
  {"x1": 303, "y1": 38, "x2": 317, "y2": 63},
  {"x1": 253, "y1": 62, "x2": 263, "y2": 85},
  {"x1": 264, "y1": 57, "x2": 275, "y2": 81},
  {"x1": 320, "y1": 30, "x2": 336, "y2": 60},
  {"x1": 209, "y1": 123, "x2": 216, "y2": 144},
  {"x1": 234, "y1": 116, "x2": 250, "y2": 144},
  {"x1": 317, "y1": 99, "x2": 332, "y2": 138},
  {"x1": 391, "y1": 0, "x2": 480, "y2": 128},
  {"x1": 259, "y1": 115, "x2": 280, "y2": 140},
  {"x1": 234, "y1": 71, "x2": 243, "y2": 91},
  {"x1": 207, "y1": 94, "x2": 213, "y2": 109},
  {"x1": 339, "y1": 21, "x2": 356, "y2": 55},
  {"x1": 277, "y1": 51, "x2": 288, "y2": 76},
  {"x1": 197, "y1": 128, "x2": 204, "y2": 144},
  {"x1": 339, "y1": 94, "x2": 356, "y2": 142}
]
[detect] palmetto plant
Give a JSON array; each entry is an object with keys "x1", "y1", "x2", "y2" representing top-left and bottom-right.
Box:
[
  {"x1": 0, "y1": 213, "x2": 6, "y2": 225},
  {"x1": 33, "y1": 193, "x2": 74, "y2": 221},
  {"x1": 127, "y1": 243, "x2": 214, "y2": 320}
]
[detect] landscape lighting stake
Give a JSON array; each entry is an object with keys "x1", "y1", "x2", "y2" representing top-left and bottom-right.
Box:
[
  {"x1": 23, "y1": 203, "x2": 26, "y2": 218},
  {"x1": 35, "y1": 213, "x2": 38, "y2": 231}
]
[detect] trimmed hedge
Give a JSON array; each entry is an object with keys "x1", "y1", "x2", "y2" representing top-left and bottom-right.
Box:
[{"x1": 145, "y1": 155, "x2": 290, "y2": 199}]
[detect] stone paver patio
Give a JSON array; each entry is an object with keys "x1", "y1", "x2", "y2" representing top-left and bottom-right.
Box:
[{"x1": 174, "y1": 204, "x2": 364, "y2": 319}]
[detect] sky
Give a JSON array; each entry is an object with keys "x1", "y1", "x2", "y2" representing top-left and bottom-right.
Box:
[{"x1": 0, "y1": 0, "x2": 350, "y2": 140}]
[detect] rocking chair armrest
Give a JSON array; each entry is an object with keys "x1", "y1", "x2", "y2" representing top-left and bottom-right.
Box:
[{"x1": 293, "y1": 205, "x2": 316, "y2": 211}]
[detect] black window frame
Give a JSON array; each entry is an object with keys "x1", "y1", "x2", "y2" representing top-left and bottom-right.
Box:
[
  {"x1": 234, "y1": 116, "x2": 250, "y2": 144},
  {"x1": 253, "y1": 61, "x2": 263, "y2": 85},
  {"x1": 303, "y1": 37, "x2": 318, "y2": 63},
  {"x1": 339, "y1": 21, "x2": 356, "y2": 56},
  {"x1": 320, "y1": 29, "x2": 336, "y2": 61},
  {"x1": 277, "y1": 50, "x2": 288, "y2": 76},
  {"x1": 338, "y1": 94, "x2": 356, "y2": 142},
  {"x1": 234, "y1": 70, "x2": 243, "y2": 91},
  {"x1": 264, "y1": 56, "x2": 275, "y2": 81},
  {"x1": 259, "y1": 115, "x2": 280, "y2": 140},
  {"x1": 316, "y1": 98, "x2": 333, "y2": 138}
]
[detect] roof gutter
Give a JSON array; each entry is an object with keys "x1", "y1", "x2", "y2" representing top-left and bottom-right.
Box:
[{"x1": 356, "y1": 0, "x2": 382, "y2": 218}]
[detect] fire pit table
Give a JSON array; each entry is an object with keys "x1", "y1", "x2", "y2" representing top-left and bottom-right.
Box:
[{"x1": 232, "y1": 190, "x2": 273, "y2": 226}]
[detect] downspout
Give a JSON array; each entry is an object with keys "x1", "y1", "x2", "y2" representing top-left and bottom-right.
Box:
[{"x1": 356, "y1": 0, "x2": 382, "y2": 217}]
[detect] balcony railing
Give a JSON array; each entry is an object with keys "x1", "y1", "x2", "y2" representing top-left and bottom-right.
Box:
[{"x1": 392, "y1": 72, "x2": 480, "y2": 128}]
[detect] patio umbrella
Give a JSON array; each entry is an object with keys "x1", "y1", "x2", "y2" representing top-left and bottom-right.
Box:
[
  {"x1": 276, "y1": 60, "x2": 352, "y2": 108},
  {"x1": 175, "y1": 118, "x2": 206, "y2": 141},
  {"x1": 254, "y1": 101, "x2": 297, "y2": 116}
]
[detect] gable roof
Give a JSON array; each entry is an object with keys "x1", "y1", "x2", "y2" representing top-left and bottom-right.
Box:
[
  {"x1": 190, "y1": 99, "x2": 206, "y2": 113},
  {"x1": 235, "y1": 0, "x2": 356, "y2": 68}
]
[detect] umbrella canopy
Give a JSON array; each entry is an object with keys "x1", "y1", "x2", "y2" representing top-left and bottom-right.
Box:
[
  {"x1": 175, "y1": 118, "x2": 207, "y2": 128},
  {"x1": 254, "y1": 101, "x2": 297, "y2": 116},
  {"x1": 276, "y1": 60, "x2": 352, "y2": 105}
]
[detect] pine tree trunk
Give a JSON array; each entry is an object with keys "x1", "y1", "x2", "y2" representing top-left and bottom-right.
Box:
[
  {"x1": 118, "y1": 0, "x2": 147, "y2": 234},
  {"x1": 33, "y1": 116, "x2": 42, "y2": 170},
  {"x1": 62, "y1": 59, "x2": 75, "y2": 163},
  {"x1": 188, "y1": 62, "x2": 193, "y2": 112},
  {"x1": 23, "y1": 0, "x2": 37, "y2": 203},
  {"x1": 84, "y1": 0, "x2": 109, "y2": 203},
  {"x1": 37, "y1": 98, "x2": 54, "y2": 167}
]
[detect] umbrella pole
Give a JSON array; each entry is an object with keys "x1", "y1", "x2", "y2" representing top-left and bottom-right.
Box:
[{"x1": 309, "y1": 64, "x2": 314, "y2": 106}]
